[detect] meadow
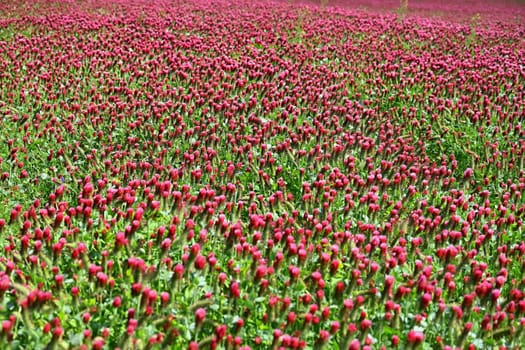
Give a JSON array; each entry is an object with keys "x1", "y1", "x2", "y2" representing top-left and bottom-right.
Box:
[{"x1": 0, "y1": 0, "x2": 524, "y2": 348}]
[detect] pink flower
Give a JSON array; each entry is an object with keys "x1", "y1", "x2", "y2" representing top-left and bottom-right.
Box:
[
  {"x1": 52, "y1": 326, "x2": 64, "y2": 339},
  {"x1": 96, "y1": 272, "x2": 108, "y2": 285},
  {"x1": 2, "y1": 320, "x2": 12, "y2": 333},
  {"x1": 491, "y1": 289, "x2": 501, "y2": 301},
  {"x1": 392, "y1": 335, "x2": 399, "y2": 346},
  {"x1": 194, "y1": 255, "x2": 207, "y2": 270},
  {"x1": 288, "y1": 265, "x2": 301, "y2": 280},
  {"x1": 195, "y1": 308, "x2": 206, "y2": 325},
  {"x1": 360, "y1": 319, "x2": 372, "y2": 331},
  {"x1": 348, "y1": 339, "x2": 360, "y2": 350},
  {"x1": 113, "y1": 296, "x2": 122, "y2": 308},
  {"x1": 316, "y1": 329, "x2": 330, "y2": 343},
  {"x1": 407, "y1": 330, "x2": 424, "y2": 345},
  {"x1": 420, "y1": 293, "x2": 432, "y2": 309},
  {"x1": 230, "y1": 281, "x2": 241, "y2": 298},
  {"x1": 161, "y1": 292, "x2": 170, "y2": 304}
]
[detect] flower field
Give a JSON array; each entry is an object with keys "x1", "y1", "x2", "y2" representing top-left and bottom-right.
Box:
[{"x1": 0, "y1": 0, "x2": 524, "y2": 348}]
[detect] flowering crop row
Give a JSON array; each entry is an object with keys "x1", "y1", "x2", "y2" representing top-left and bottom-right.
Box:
[{"x1": 0, "y1": 0, "x2": 524, "y2": 349}]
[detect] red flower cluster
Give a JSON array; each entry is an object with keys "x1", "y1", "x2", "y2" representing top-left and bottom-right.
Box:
[{"x1": 0, "y1": 0, "x2": 523, "y2": 349}]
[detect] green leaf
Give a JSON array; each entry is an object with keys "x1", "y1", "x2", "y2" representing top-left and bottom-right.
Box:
[{"x1": 69, "y1": 332, "x2": 84, "y2": 346}]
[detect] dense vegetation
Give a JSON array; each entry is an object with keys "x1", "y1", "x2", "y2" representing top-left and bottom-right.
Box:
[{"x1": 0, "y1": 0, "x2": 524, "y2": 348}]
